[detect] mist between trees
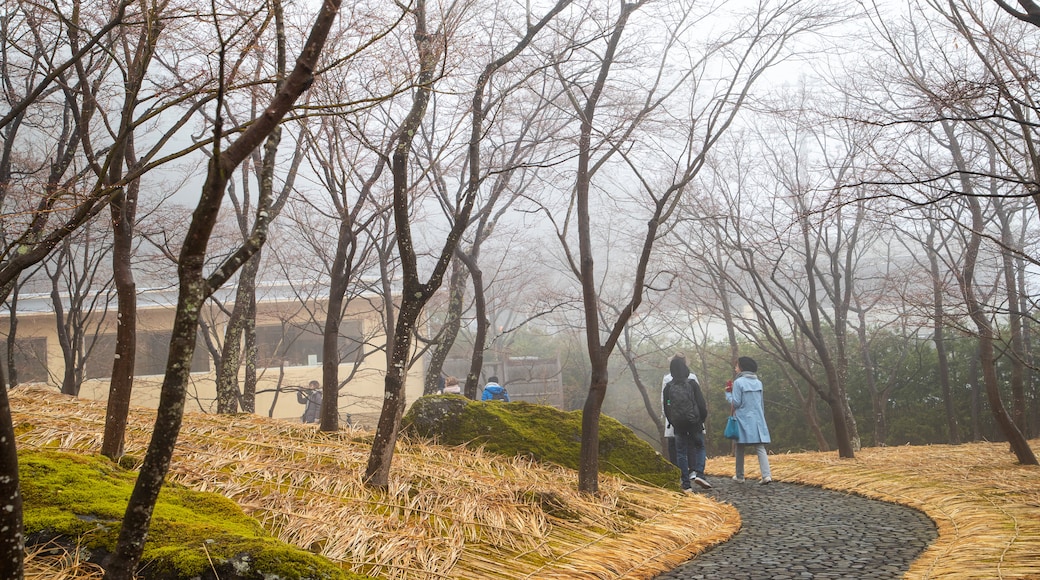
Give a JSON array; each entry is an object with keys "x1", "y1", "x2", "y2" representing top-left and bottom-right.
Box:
[{"x1": 3, "y1": 0, "x2": 1040, "y2": 577}]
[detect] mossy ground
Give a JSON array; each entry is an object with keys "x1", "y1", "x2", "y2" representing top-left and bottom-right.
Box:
[
  {"x1": 20, "y1": 449, "x2": 368, "y2": 580},
  {"x1": 403, "y1": 396, "x2": 680, "y2": 489}
]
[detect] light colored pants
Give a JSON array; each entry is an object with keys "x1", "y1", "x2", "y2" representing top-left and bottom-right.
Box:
[{"x1": 735, "y1": 443, "x2": 771, "y2": 480}]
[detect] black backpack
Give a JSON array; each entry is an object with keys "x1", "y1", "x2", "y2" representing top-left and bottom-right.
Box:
[
  {"x1": 491, "y1": 388, "x2": 509, "y2": 401},
  {"x1": 663, "y1": 378, "x2": 700, "y2": 434}
]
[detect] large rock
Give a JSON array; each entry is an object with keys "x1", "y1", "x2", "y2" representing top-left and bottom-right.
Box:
[{"x1": 403, "y1": 395, "x2": 680, "y2": 489}]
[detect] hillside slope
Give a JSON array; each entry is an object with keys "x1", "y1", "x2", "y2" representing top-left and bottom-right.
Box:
[{"x1": 11, "y1": 386, "x2": 738, "y2": 579}]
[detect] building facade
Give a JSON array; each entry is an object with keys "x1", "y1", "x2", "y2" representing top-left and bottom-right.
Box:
[{"x1": 1, "y1": 287, "x2": 424, "y2": 427}]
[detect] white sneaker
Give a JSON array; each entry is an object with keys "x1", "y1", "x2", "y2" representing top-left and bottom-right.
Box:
[
  {"x1": 760, "y1": 477, "x2": 772, "y2": 485},
  {"x1": 693, "y1": 476, "x2": 713, "y2": 489},
  {"x1": 732, "y1": 476, "x2": 745, "y2": 483}
]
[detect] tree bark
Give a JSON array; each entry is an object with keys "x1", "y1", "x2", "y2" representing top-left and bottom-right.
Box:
[
  {"x1": 320, "y1": 217, "x2": 354, "y2": 431},
  {"x1": 423, "y1": 259, "x2": 466, "y2": 396},
  {"x1": 460, "y1": 252, "x2": 488, "y2": 397},
  {"x1": 0, "y1": 364, "x2": 23, "y2": 580}
]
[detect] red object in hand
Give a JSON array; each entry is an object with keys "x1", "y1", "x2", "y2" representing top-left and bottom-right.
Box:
[{"x1": 725, "y1": 380, "x2": 733, "y2": 393}]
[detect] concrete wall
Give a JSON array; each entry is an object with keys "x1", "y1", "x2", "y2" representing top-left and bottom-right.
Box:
[{"x1": 2, "y1": 293, "x2": 424, "y2": 428}]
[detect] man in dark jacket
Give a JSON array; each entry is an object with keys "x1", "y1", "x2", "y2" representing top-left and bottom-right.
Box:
[
  {"x1": 665, "y1": 356, "x2": 710, "y2": 491},
  {"x1": 298, "y1": 380, "x2": 322, "y2": 423}
]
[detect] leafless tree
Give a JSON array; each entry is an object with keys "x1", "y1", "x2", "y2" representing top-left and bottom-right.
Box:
[
  {"x1": 297, "y1": 111, "x2": 389, "y2": 430},
  {"x1": 539, "y1": 0, "x2": 832, "y2": 491},
  {"x1": 104, "y1": 0, "x2": 349, "y2": 575},
  {"x1": 212, "y1": 0, "x2": 303, "y2": 414},
  {"x1": 0, "y1": 1, "x2": 135, "y2": 574},
  {"x1": 848, "y1": 0, "x2": 1039, "y2": 462},
  {"x1": 364, "y1": 0, "x2": 575, "y2": 488},
  {"x1": 420, "y1": 63, "x2": 573, "y2": 397},
  {"x1": 44, "y1": 225, "x2": 115, "y2": 396},
  {"x1": 102, "y1": 0, "x2": 173, "y2": 459}
]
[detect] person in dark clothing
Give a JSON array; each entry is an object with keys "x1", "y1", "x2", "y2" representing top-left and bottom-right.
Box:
[
  {"x1": 298, "y1": 380, "x2": 322, "y2": 424},
  {"x1": 662, "y1": 353, "x2": 704, "y2": 479},
  {"x1": 664, "y1": 356, "x2": 711, "y2": 492}
]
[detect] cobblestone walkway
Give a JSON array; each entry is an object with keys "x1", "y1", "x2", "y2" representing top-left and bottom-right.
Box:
[{"x1": 653, "y1": 476, "x2": 938, "y2": 579}]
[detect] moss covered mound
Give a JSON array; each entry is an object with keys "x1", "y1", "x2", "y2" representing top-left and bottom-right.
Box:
[
  {"x1": 403, "y1": 395, "x2": 679, "y2": 489},
  {"x1": 21, "y1": 450, "x2": 361, "y2": 580}
]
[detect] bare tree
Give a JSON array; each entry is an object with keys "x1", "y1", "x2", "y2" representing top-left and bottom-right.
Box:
[
  {"x1": 941, "y1": 120, "x2": 1036, "y2": 464},
  {"x1": 299, "y1": 110, "x2": 388, "y2": 430},
  {"x1": 421, "y1": 65, "x2": 572, "y2": 396},
  {"x1": 102, "y1": 0, "x2": 170, "y2": 459},
  {"x1": 45, "y1": 226, "x2": 115, "y2": 396},
  {"x1": 0, "y1": 2, "x2": 135, "y2": 574},
  {"x1": 213, "y1": 1, "x2": 303, "y2": 414},
  {"x1": 104, "y1": 0, "x2": 348, "y2": 575},
  {"x1": 541, "y1": 0, "x2": 828, "y2": 491},
  {"x1": 849, "y1": 0, "x2": 1039, "y2": 461},
  {"x1": 364, "y1": 0, "x2": 574, "y2": 488}
]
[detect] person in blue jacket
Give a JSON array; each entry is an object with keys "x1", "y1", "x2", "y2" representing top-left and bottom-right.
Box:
[
  {"x1": 480, "y1": 376, "x2": 510, "y2": 401},
  {"x1": 725, "y1": 356, "x2": 772, "y2": 484}
]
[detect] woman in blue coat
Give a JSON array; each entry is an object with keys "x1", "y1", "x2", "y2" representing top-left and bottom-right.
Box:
[{"x1": 725, "y1": 356, "x2": 772, "y2": 484}]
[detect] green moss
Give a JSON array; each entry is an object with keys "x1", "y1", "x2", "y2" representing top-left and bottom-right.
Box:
[
  {"x1": 20, "y1": 449, "x2": 371, "y2": 579},
  {"x1": 404, "y1": 398, "x2": 680, "y2": 490}
]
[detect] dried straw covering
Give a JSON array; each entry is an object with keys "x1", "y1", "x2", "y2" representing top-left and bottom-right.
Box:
[
  {"x1": 707, "y1": 440, "x2": 1040, "y2": 580},
  {"x1": 11, "y1": 386, "x2": 737, "y2": 579}
]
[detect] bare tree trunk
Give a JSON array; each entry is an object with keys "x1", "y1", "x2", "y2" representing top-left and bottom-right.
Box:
[
  {"x1": 962, "y1": 194, "x2": 1037, "y2": 465},
  {"x1": 364, "y1": 0, "x2": 441, "y2": 488},
  {"x1": 216, "y1": 1, "x2": 291, "y2": 415},
  {"x1": 0, "y1": 362, "x2": 22, "y2": 580},
  {"x1": 5, "y1": 286, "x2": 19, "y2": 387},
  {"x1": 941, "y1": 119, "x2": 1033, "y2": 461},
  {"x1": 215, "y1": 254, "x2": 262, "y2": 413},
  {"x1": 48, "y1": 246, "x2": 76, "y2": 395},
  {"x1": 242, "y1": 291, "x2": 257, "y2": 413},
  {"x1": 102, "y1": 177, "x2": 138, "y2": 458},
  {"x1": 993, "y1": 197, "x2": 1028, "y2": 433},
  {"x1": 970, "y1": 350, "x2": 981, "y2": 441},
  {"x1": 461, "y1": 253, "x2": 488, "y2": 397},
  {"x1": 320, "y1": 217, "x2": 354, "y2": 430},
  {"x1": 927, "y1": 223, "x2": 960, "y2": 445},
  {"x1": 575, "y1": 3, "x2": 641, "y2": 494},
  {"x1": 424, "y1": 259, "x2": 466, "y2": 395},
  {"x1": 1016, "y1": 244, "x2": 1038, "y2": 437},
  {"x1": 100, "y1": 0, "x2": 160, "y2": 455}
]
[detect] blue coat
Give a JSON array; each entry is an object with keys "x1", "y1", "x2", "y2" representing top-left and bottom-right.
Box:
[
  {"x1": 725, "y1": 372, "x2": 771, "y2": 444},
  {"x1": 481, "y1": 383, "x2": 511, "y2": 401}
]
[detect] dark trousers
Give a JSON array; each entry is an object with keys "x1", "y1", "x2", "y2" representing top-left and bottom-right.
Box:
[{"x1": 668, "y1": 434, "x2": 707, "y2": 482}]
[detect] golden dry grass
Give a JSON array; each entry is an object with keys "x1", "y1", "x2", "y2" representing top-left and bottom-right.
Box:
[
  {"x1": 12, "y1": 387, "x2": 737, "y2": 579},
  {"x1": 24, "y1": 541, "x2": 105, "y2": 580},
  {"x1": 706, "y1": 440, "x2": 1040, "y2": 580},
  {"x1": 15, "y1": 384, "x2": 1040, "y2": 579}
]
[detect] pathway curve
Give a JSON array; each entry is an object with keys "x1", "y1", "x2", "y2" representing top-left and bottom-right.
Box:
[{"x1": 654, "y1": 476, "x2": 938, "y2": 579}]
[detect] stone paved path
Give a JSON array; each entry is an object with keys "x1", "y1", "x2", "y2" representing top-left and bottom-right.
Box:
[{"x1": 653, "y1": 476, "x2": 938, "y2": 579}]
